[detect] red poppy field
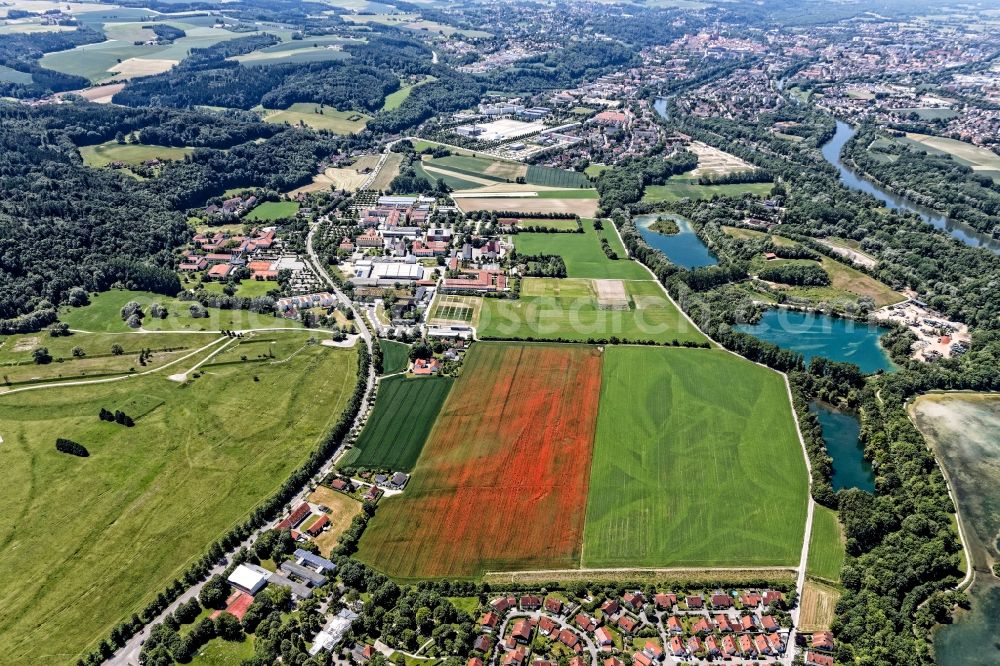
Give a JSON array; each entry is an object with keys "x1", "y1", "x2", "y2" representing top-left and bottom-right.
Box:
[{"x1": 356, "y1": 342, "x2": 603, "y2": 579}]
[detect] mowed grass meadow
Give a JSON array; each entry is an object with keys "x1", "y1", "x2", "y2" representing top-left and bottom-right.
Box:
[
  {"x1": 514, "y1": 226, "x2": 649, "y2": 281},
  {"x1": 582, "y1": 346, "x2": 808, "y2": 568},
  {"x1": 807, "y1": 505, "x2": 846, "y2": 582},
  {"x1": 0, "y1": 339, "x2": 359, "y2": 662},
  {"x1": 339, "y1": 375, "x2": 453, "y2": 471}
]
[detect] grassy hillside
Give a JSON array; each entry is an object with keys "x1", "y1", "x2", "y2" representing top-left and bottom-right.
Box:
[{"x1": 0, "y1": 337, "x2": 358, "y2": 662}]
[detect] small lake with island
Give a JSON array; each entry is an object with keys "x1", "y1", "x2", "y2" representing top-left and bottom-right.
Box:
[
  {"x1": 821, "y1": 121, "x2": 1000, "y2": 254},
  {"x1": 735, "y1": 309, "x2": 895, "y2": 374},
  {"x1": 634, "y1": 213, "x2": 718, "y2": 269},
  {"x1": 809, "y1": 402, "x2": 874, "y2": 492}
]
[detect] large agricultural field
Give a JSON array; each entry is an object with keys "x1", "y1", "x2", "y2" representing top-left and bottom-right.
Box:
[
  {"x1": 339, "y1": 375, "x2": 453, "y2": 472},
  {"x1": 0, "y1": 336, "x2": 359, "y2": 662},
  {"x1": 582, "y1": 346, "x2": 808, "y2": 568},
  {"x1": 902, "y1": 132, "x2": 1000, "y2": 180},
  {"x1": 357, "y1": 343, "x2": 603, "y2": 579},
  {"x1": 479, "y1": 277, "x2": 706, "y2": 344}
]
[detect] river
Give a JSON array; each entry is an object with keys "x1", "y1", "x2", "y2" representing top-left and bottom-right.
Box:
[{"x1": 821, "y1": 121, "x2": 1000, "y2": 254}]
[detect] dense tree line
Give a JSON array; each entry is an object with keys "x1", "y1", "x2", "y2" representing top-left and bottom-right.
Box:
[
  {"x1": 516, "y1": 253, "x2": 567, "y2": 278},
  {"x1": 29, "y1": 103, "x2": 281, "y2": 148},
  {"x1": 0, "y1": 104, "x2": 188, "y2": 321},
  {"x1": 757, "y1": 263, "x2": 830, "y2": 286},
  {"x1": 483, "y1": 41, "x2": 640, "y2": 93}
]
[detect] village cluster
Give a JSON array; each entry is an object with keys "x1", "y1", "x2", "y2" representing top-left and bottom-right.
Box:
[{"x1": 468, "y1": 589, "x2": 838, "y2": 666}]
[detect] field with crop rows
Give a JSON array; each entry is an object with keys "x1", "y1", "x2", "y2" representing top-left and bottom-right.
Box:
[
  {"x1": 582, "y1": 346, "x2": 808, "y2": 567},
  {"x1": 356, "y1": 343, "x2": 602, "y2": 578},
  {"x1": 339, "y1": 375, "x2": 453, "y2": 472}
]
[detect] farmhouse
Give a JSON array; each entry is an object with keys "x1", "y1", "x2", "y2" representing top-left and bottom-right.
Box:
[
  {"x1": 412, "y1": 358, "x2": 441, "y2": 375},
  {"x1": 227, "y1": 563, "x2": 270, "y2": 595}
]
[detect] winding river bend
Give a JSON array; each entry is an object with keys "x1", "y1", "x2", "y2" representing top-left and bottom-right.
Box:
[{"x1": 821, "y1": 121, "x2": 1000, "y2": 254}]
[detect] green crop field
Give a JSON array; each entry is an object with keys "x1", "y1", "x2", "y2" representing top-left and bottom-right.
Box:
[
  {"x1": 262, "y1": 104, "x2": 370, "y2": 134},
  {"x1": 643, "y1": 176, "x2": 774, "y2": 202},
  {"x1": 413, "y1": 162, "x2": 483, "y2": 191},
  {"x1": 516, "y1": 218, "x2": 580, "y2": 230},
  {"x1": 58, "y1": 289, "x2": 300, "y2": 333},
  {"x1": 582, "y1": 346, "x2": 809, "y2": 567},
  {"x1": 526, "y1": 164, "x2": 592, "y2": 188},
  {"x1": 245, "y1": 201, "x2": 300, "y2": 221},
  {"x1": 807, "y1": 506, "x2": 846, "y2": 582},
  {"x1": 79, "y1": 141, "x2": 194, "y2": 167},
  {"x1": 513, "y1": 227, "x2": 649, "y2": 281},
  {"x1": 339, "y1": 375, "x2": 453, "y2": 471},
  {"x1": 379, "y1": 340, "x2": 410, "y2": 374},
  {"x1": 479, "y1": 278, "x2": 706, "y2": 344},
  {"x1": 0, "y1": 338, "x2": 358, "y2": 662}
]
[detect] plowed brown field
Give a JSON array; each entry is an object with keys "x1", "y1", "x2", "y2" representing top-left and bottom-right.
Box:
[{"x1": 356, "y1": 342, "x2": 603, "y2": 578}]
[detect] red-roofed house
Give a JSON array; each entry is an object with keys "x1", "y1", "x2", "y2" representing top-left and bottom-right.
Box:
[
  {"x1": 474, "y1": 635, "x2": 492, "y2": 653},
  {"x1": 754, "y1": 634, "x2": 770, "y2": 655},
  {"x1": 481, "y1": 611, "x2": 500, "y2": 632},
  {"x1": 600, "y1": 599, "x2": 620, "y2": 616},
  {"x1": 812, "y1": 631, "x2": 835, "y2": 651},
  {"x1": 761, "y1": 614, "x2": 780, "y2": 632},
  {"x1": 632, "y1": 652, "x2": 652, "y2": 666},
  {"x1": 558, "y1": 629, "x2": 580, "y2": 650},
  {"x1": 617, "y1": 615, "x2": 637, "y2": 634},
  {"x1": 763, "y1": 590, "x2": 785, "y2": 607},
  {"x1": 575, "y1": 613, "x2": 597, "y2": 633},
  {"x1": 710, "y1": 593, "x2": 732, "y2": 609},
  {"x1": 666, "y1": 616, "x2": 682, "y2": 634},
  {"x1": 740, "y1": 615, "x2": 756, "y2": 631},
  {"x1": 491, "y1": 596, "x2": 516, "y2": 613},
  {"x1": 654, "y1": 593, "x2": 676, "y2": 610},
  {"x1": 704, "y1": 635, "x2": 721, "y2": 656},
  {"x1": 469, "y1": 658, "x2": 484, "y2": 666},
  {"x1": 643, "y1": 641, "x2": 663, "y2": 660},
  {"x1": 594, "y1": 627, "x2": 613, "y2": 647},
  {"x1": 569, "y1": 658, "x2": 586, "y2": 666},
  {"x1": 412, "y1": 357, "x2": 441, "y2": 375},
  {"x1": 738, "y1": 634, "x2": 755, "y2": 657},
  {"x1": 520, "y1": 595, "x2": 542, "y2": 610},
  {"x1": 207, "y1": 263, "x2": 234, "y2": 280},
  {"x1": 512, "y1": 620, "x2": 532, "y2": 644},
  {"x1": 669, "y1": 636, "x2": 686, "y2": 657},
  {"x1": 503, "y1": 648, "x2": 525, "y2": 666},
  {"x1": 805, "y1": 651, "x2": 834, "y2": 666},
  {"x1": 714, "y1": 614, "x2": 734, "y2": 633},
  {"x1": 538, "y1": 617, "x2": 558, "y2": 636},
  {"x1": 306, "y1": 514, "x2": 329, "y2": 536},
  {"x1": 721, "y1": 635, "x2": 737, "y2": 658},
  {"x1": 595, "y1": 111, "x2": 627, "y2": 126},
  {"x1": 685, "y1": 596, "x2": 704, "y2": 609},
  {"x1": 766, "y1": 632, "x2": 784, "y2": 653},
  {"x1": 692, "y1": 618, "x2": 713, "y2": 635},
  {"x1": 544, "y1": 597, "x2": 563, "y2": 614},
  {"x1": 276, "y1": 502, "x2": 311, "y2": 530},
  {"x1": 623, "y1": 591, "x2": 645, "y2": 610},
  {"x1": 604, "y1": 658, "x2": 624, "y2": 666},
  {"x1": 179, "y1": 257, "x2": 208, "y2": 271},
  {"x1": 741, "y1": 591, "x2": 762, "y2": 608}
]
